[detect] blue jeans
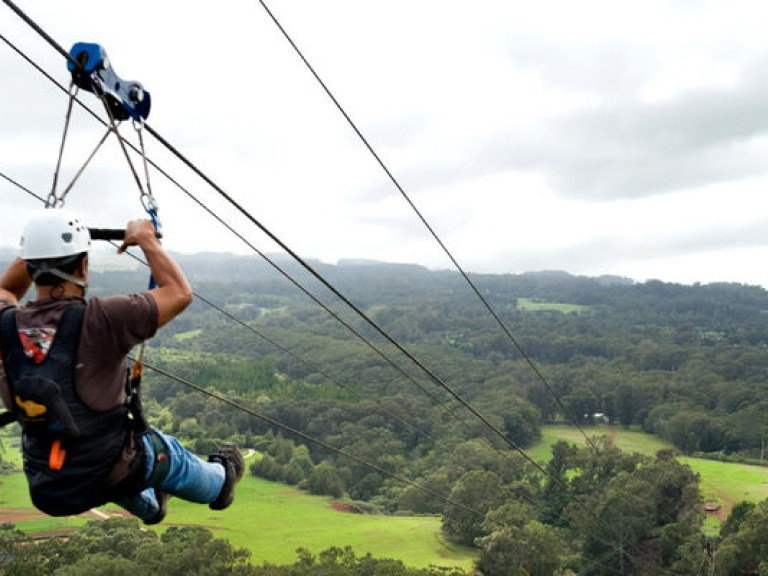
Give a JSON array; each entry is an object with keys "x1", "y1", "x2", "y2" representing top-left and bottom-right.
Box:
[{"x1": 114, "y1": 429, "x2": 225, "y2": 522}]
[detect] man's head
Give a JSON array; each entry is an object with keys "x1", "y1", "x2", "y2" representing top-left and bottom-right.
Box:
[{"x1": 20, "y1": 209, "x2": 91, "y2": 288}]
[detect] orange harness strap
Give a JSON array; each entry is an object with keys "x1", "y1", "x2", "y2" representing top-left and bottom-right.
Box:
[{"x1": 49, "y1": 439, "x2": 66, "y2": 471}]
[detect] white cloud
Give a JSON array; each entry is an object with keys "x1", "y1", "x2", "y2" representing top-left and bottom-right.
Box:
[{"x1": 2, "y1": 0, "x2": 768, "y2": 288}]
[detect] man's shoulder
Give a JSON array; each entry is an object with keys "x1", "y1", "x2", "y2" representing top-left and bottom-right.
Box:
[{"x1": 86, "y1": 293, "x2": 158, "y2": 334}]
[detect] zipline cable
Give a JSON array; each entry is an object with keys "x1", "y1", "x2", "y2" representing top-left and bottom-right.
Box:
[
  {"x1": 0, "y1": 171, "x2": 45, "y2": 204},
  {"x1": 146, "y1": 100, "x2": 560, "y2": 471},
  {"x1": 0, "y1": 20, "x2": 598, "y2": 521},
  {"x1": 0, "y1": 32, "x2": 535, "y2": 476},
  {"x1": 0, "y1": 21, "x2": 556, "y2": 471},
  {"x1": 142, "y1": 109, "x2": 592, "y2": 490},
  {"x1": 0, "y1": 17, "x2": 671, "y2": 571},
  {"x1": 251, "y1": 0, "x2": 597, "y2": 451}
]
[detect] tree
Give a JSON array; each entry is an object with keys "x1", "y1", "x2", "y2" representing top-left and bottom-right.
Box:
[
  {"x1": 52, "y1": 553, "x2": 139, "y2": 576},
  {"x1": 636, "y1": 449, "x2": 699, "y2": 526},
  {"x1": 477, "y1": 522, "x2": 564, "y2": 576},
  {"x1": 398, "y1": 471, "x2": 452, "y2": 514},
  {"x1": 447, "y1": 439, "x2": 525, "y2": 484},
  {"x1": 502, "y1": 398, "x2": 542, "y2": 447},
  {"x1": 482, "y1": 499, "x2": 534, "y2": 533},
  {"x1": 720, "y1": 501, "x2": 755, "y2": 538},
  {"x1": 250, "y1": 454, "x2": 286, "y2": 482},
  {"x1": 442, "y1": 470, "x2": 506, "y2": 546},
  {"x1": 538, "y1": 440, "x2": 579, "y2": 526},
  {"x1": 580, "y1": 474, "x2": 656, "y2": 575},
  {"x1": 717, "y1": 500, "x2": 768, "y2": 575},
  {"x1": 734, "y1": 402, "x2": 768, "y2": 456},
  {"x1": 306, "y1": 461, "x2": 344, "y2": 498},
  {"x1": 664, "y1": 410, "x2": 727, "y2": 454}
]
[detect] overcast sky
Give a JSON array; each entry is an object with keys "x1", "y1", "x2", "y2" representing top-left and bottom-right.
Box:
[{"x1": 3, "y1": 0, "x2": 768, "y2": 287}]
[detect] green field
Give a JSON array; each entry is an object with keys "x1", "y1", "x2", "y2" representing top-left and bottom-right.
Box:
[
  {"x1": 534, "y1": 425, "x2": 768, "y2": 514},
  {"x1": 680, "y1": 458, "x2": 768, "y2": 507},
  {"x1": 0, "y1": 473, "x2": 90, "y2": 532},
  {"x1": 173, "y1": 328, "x2": 203, "y2": 342},
  {"x1": 0, "y1": 470, "x2": 475, "y2": 571},
  {"x1": 516, "y1": 298, "x2": 590, "y2": 314},
  {"x1": 161, "y1": 478, "x2": 474, "y2": 569},
  {"x1": 530, "y1": 424, "x2": 671, "y2": 461}
]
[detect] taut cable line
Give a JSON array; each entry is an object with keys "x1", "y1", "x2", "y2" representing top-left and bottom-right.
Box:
[
  {"x1": 4, "y1": 11, "x2": 560, "y2": 469},
  {"x1": 0, "y1": 31, "x2": 574, "y2": 512},
  {"x1": 0, "y1": 6, "x2": 591, "y2": 517},
  {"x1": 1, "y1": 9, "x2": 672, "y2": 570},
  {"x1": 252, "y1": 0, "x2": 597, "y2": 450},
  {"x1": 2, "y1": 0, "x2": 590, "y2": 474}
]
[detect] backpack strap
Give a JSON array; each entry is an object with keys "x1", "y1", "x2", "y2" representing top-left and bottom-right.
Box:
[
  {"x1": 0, "y1": 304, "x2": 86, "y2": 434},
  {"x1": 0, "y1": 306, "x2": 19, "y2": 427},
  {"x1": 50, "y1": 304, "x2": 86, "y2": 359}
]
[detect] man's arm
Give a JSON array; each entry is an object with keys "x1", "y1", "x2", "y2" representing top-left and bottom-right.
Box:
[
  {"x1": 119, "y1": 220, "x2": 192, "y2": 327},
  {"x1": 0, "y1": 257, "x2": 32, "y2": 305}
]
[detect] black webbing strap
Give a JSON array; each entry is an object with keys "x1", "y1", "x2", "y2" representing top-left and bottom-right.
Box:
[
  {"x1": 127, "y1": 361, "x2": 149, "y2": 436},
  {"x1": 0, "y1": 307, "x2": 18, "y2": 427},
  {"x1": 126, "y1": 364, "x2": 170, "y2": 487}
]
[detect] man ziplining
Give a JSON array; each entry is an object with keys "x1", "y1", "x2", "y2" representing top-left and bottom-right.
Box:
[{"x1": 0, "y1": 209, "x2": 244, "y2": 523}]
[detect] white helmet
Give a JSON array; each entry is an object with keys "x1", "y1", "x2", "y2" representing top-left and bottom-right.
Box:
[{"x1": 20, "y1": 209, "x2": 91, "y2": 260}]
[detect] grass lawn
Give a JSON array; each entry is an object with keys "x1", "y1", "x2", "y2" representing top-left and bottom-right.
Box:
[
  {"x1": 0, "y1": 470, "x2": 475, "y2": 571},
  {"x1": 148, "y1": 476, "x2": 475, "y2": 570},
  {"x1": 680, "y1": 457, "x2": 768, "y2": 506},
  {"x1": 533, "y1": 424, "x2": 673, "y2": 461}
]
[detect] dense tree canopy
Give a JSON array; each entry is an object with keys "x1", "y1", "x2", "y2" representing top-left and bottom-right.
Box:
[{"x1": 5, "y1": 256, "x2": 768, "y2": 573}]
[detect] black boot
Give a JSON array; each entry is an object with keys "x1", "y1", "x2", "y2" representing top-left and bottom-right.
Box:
[
  {"x1": 208, "y1": 443, "x2": 244, "y2": 510},
  {"x1": 144, "y1": 489, "x2": 170, "y2": 525}
]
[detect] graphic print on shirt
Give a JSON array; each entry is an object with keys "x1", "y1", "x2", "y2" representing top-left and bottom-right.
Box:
[{"x1": 18, "y1": 328, "x2": 56, "y2": 364}]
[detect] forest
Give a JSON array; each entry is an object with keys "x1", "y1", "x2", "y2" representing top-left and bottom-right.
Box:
[{"x1": 4, "y1": 253, "x2": 768, "y2": 574}]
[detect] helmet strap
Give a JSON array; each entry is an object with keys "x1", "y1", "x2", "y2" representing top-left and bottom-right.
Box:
[{"x1": 29, "y1": 263, "x2": 88, "y2": 293}]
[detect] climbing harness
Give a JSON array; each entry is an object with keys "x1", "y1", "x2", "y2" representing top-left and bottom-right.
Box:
[{"x1": 0, "y1": 304, "x2": 132, "y2": 515}]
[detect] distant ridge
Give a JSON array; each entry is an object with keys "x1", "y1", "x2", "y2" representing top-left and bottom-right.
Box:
[
  {"x1": 523, "y1": 269, "x2": 634, "y2": 286},
  {"x1": 337, "y1": 258, "x2": 429, "y2": 272}
]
